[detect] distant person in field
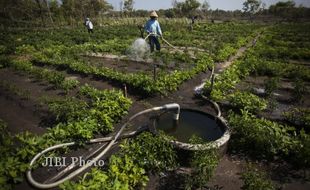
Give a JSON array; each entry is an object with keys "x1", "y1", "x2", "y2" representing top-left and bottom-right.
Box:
[
  {"x1": 85, "y1": 18, "x2": 93, "y2": 33},
  {"x1": 191, "y1": 16, "x2": 198, "y2": 25},
  {"x1": 189, "y1": 15, "x2": 198, "y2": 30},
  {"x1": 145, "y1": 11, "x2": 162, "y2": 52}
]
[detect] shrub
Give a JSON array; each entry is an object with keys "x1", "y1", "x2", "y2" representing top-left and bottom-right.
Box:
[
  {"x1": 292, "y1": 78, "x2": 307, "y2": 103},
  {"x1": 290, "y1": 130, "x2": 310, "y2": 168},
  {"x1": 185, "y1": 135, "x2": 219, "y2": 189},
  {"x1": 253, "y1": 60, "x2": 284, "y2": 77},
  {"x1": 264, "y1": 77, "x2": 280, "y2": 98},
  {"x1": 228, "y1": 91, "x2": 267, "y2": 113},
  {"x1": 61, "y1": 132, "x2": 177, "y2": 190},
  {"x1": 283, "y1": 108, "x2": 310, "y2": 131},
  {"x1": 120, "y1": 132, "x2": 178, "y2": 172},
  {"x1": 241, "y1": 164, "x2": 275, "y2": 190},
  {"x1": 228, "y1": 110, "x2": 295, "y2": 159}
]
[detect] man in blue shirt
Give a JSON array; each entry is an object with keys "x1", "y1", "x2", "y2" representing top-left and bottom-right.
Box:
[{"x1": 145, "y1": 11, "x2": 162, "y2": 52}]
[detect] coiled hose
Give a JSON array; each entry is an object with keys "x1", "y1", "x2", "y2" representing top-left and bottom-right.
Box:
[{"x1": 27, "y1": 103, "x2": 180, "y2": 189}]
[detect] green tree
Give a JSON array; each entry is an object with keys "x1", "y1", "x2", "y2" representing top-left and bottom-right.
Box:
[
  {"x1": 174, "y1": 0, "x2": 201, "y2": 17},
  {"x1": 242, "y1": 0, "x2": 262, "y2": 20},
  {"x1": 164, "y1": 8, "x2": 176, "y2": 18},
  {"x1": 171, "y1": 0, "x2": 178, "y2": 8},
  {"x1": 123, "y1": 0, "x2": 134, "y2": 12},
  {"x1": 0, "y1": 0, "x2": 54, "y2": 25},
  {"x1": 61, "y1": 0, "x2": 79, "y2": 24},
  {"x1": 0, "y1": 0, "x2": 36, "y2": 21},
  {"x1": 61, "y1": 0, "x2": 112, "y2": 25},
  {"x1": 49, "y1": 0, "x2": 62, "y2": 20},
  {"x1": 269, "y1": 1, "x2": 296, "y2": 21},
  {"x1": 201, "y1": 0, "x2": 210, "y2": 12},
  {"x1": 201, "y1": 0, "x2": 210, "y2": 19},
  {"x1": 183, "y1": 0, "x2": 201, "y2": 16},
  {"x1": 0, "y1": 0, "x2": 113, "y2": 26}
]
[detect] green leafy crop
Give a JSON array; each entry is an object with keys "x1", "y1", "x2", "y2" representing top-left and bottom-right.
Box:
[
  {"x1": 228, "y1": 91, "x2": 267, "y2": 113},
  {"x1": 185, "y1": 135, "x2": 219, "y2": 190},
  {"x1": 228, "y1": 110, "x2": 296, "y2": 159},
  {"x1": 241, "y1": 164, "x2": 275, "y2": 190},
  {"x1": 61, "y1": 132, "x2": 178, "y2": 190}
]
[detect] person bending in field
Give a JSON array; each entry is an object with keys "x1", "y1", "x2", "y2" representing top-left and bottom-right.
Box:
[
  {"x1": 189, "y1": 15, "x2": 198, "y2": 31},
  {"x1": 85, "y1": 18, "x2": 93, "y2": 33},
  {"x1": 145, "y1": 11, "x2": 162, "y2": 52}
]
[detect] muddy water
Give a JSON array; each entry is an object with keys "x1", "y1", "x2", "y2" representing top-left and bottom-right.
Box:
[{"x1": 154, "y1": 110, "x2": 224, "y2": 143}]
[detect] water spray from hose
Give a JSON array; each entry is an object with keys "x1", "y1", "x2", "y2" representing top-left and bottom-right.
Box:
[
  {"x1": 128, "y1": 33, "x2": 177, "y2": 61},
  {"x1": 128, "y1": 38, "x2": 150, "y2": 61}
]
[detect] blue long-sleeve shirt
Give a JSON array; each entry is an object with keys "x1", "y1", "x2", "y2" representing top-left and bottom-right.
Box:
[{"x1": 145, "y1": 19, "x2": 162, "y2": 36}]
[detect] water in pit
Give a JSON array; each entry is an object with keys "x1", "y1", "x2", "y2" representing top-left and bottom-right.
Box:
[{"x1": 154, "y1": 110, "x2": 224, "y2": 143}]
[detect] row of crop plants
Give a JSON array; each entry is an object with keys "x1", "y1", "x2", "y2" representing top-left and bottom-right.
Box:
[
  {"x1": 0, "y1": 22, "x2": 266, "y2": 189},
  {"x1": 0, "y1": 41, "x2": 138, "y2": 189},
  {"x1": 0, "y1": 22, "x2": 262, "y2": 96},
  {"x1": 54, "y1": 23, "x2": 273, "y2": 190},
  {"x1": 0, "y1": 22, "x2": 263, "y2": 59},
  {"x1": 164, "y1": 22, "x2": 264, "y2": 62},
  {"x1": 0, "y1": 57, "x2": 79, "y2": 93},
  {"x1": 1, "y1": 47, "x2": 226, "y2": 188},
  {"x1": 4, "y1": 30, "x2": 213, "y2": 95},
  {"x1": 0, "y1": 77, "x2": 133, "y2": 189},
  {"x1": 0, "y1": 60, "x2": 220, "y2": 189},
  {"x1": 202, "y1": 23, "x2": 310, "y2": 189}
]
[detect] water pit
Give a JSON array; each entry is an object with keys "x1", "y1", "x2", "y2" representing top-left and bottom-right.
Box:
[{"x1": 152, "y1": 108, "x2": 230, "y2": 151}]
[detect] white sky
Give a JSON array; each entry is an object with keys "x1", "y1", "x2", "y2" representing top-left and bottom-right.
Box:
[{"x1": 106, "y1": 0, "x2": 310, "y2": 11}]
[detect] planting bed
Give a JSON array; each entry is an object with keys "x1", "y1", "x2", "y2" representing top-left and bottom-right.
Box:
[
  {"x1": 0, "y1": 21, "x2": 309, "y2": 190},
  {"x1": 81, "y1": 55, "x2": 197, "y2": 73},
  {"x1": 203, "y1": 23, "x2": 310, "y2": 189}
]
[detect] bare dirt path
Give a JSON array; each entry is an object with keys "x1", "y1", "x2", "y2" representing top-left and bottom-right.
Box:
[
  {"x1": 208, "y1": 155, "x2": 245, "y2": 190},
  {"x1": 0, "y1": 92, "x2": 45, "y2": 135},
  {"x1": 0, "y1": 68, "x2": 64, "y2": 135},
  {"x1": 215, "y1": 34, "x2": 260, "y2": 73},
  {"x1": 0, "y1": 66, "x2": 130, "y2": 136},
  {"x1": 216, "y1": 46, "x2": 247, "y2": 72}
]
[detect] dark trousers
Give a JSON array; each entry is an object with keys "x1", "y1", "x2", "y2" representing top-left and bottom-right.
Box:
[
  {"x1": 149, "y1": 36, "x2": 160, "y2": 52},
  {"x1": 88, "y1": 29, "x2": 93, "y2": 33}
]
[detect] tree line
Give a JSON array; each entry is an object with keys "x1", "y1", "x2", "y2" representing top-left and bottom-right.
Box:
[
  {"x1": 0, "y1": 0, "x2": 309, "y2": 27},
  {"x1": 0, "y1": 0, "x2": 113, "y2": 26}
]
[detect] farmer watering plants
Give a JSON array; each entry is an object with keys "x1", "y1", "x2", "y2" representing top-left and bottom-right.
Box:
[{"x1": 144, "y1": 11, "x2": 162, "y2": 52}]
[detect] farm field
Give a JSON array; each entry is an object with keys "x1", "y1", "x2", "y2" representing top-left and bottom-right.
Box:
[{"x1": 0, "y1": 20, "x2": 310, "y2": 190}]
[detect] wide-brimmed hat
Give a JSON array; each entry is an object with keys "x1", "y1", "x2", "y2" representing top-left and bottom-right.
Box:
[{"x1": 150, "y1": 11, "x2": 158, "y2": 18}]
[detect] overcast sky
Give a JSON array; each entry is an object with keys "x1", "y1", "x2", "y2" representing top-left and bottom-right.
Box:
[{"x1": 106, "y1": 0, "x2": 310, "y2": 11}]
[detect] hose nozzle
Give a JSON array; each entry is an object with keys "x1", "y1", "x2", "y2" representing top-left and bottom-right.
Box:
[
  {"x1": 163, "y1": 103, "x2": 180, "y2": 120},
  {"x1": 151, "y1": 103, "x2": 180, "y2": 120}
]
